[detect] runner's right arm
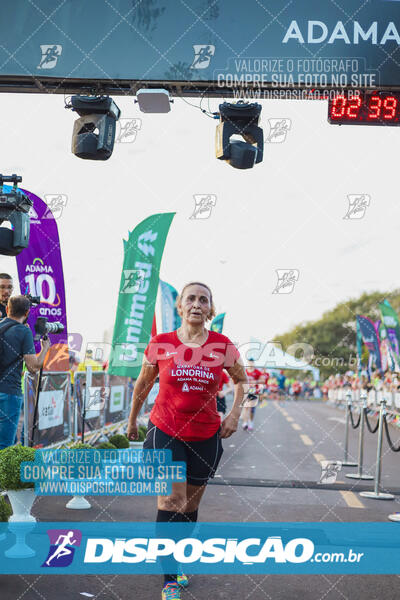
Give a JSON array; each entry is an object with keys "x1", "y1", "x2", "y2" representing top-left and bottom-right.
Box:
[{"x1": 127, "y1": 358, "x2": 159, "y2": 440}]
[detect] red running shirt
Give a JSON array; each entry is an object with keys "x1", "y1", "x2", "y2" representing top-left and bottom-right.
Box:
[
  {"x1": 246, "y1": 368, "x2": 262, "y2": 393},
  {"x1": 246, "y1": 368, "x2": 262, "y2": 382},
  {"x1": 144, "y1": 330, "x2": 240, "y2": 441}
]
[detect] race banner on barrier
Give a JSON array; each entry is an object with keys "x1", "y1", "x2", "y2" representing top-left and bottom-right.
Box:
[
  {"x1": 15, "y1": 189, "x2": 69, "y2": 371},
  {"x1": 108, "y1": 213, "x2": 175, "y2": 378},
  {"x1": 159, "y1": 280, "x2": 181, "y2": 333},
  {"x1": 24, "y1": 372, "x2": 71, "y2": 447},
  {"x1": 210, "y1": 312, "x2": 226, "y2": 333}
]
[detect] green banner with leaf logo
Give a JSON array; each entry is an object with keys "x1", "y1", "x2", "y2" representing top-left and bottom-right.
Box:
[{"x1": 108, "y1": 213, "x2": 175, "y2": 377}]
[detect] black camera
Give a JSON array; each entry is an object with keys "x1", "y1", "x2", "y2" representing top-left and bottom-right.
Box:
[
  {"x1": 215, "y1": 101, "x2": 264, "y2": 169},
  {"x1": 34, "y1": 316, "x2": 64, "y2": 341},
  {"x1": 0, "y1": 174, "x2": 33, "y2": 256},
  {"x1": 25, "y1": 294, "x2": 41, "y2": 307}
]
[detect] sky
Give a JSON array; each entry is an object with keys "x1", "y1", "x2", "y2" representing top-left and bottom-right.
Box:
[{"x1": 1, "y1": 92, "x2": 399, "y2": 356}]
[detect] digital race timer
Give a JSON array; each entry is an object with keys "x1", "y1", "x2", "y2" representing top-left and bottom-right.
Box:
[{"x1": 328, "y1": 91, "x2": 400, "y2": 126}]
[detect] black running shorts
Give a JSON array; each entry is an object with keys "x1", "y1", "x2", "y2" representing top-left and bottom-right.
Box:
[{"x1": 143, "y1": 419, "x2": 223, "y2": 486}]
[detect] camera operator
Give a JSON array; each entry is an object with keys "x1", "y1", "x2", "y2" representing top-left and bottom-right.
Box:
[
  {"x1": 0, "y1": 273, "x2": 13, "y2": 319},
  {"x1": 0, "y1": 295, "x2": 51, "y2": 449}
]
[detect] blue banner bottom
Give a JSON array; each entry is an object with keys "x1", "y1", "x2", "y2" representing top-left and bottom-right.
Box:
[{"x1": 0, "y1": 522, "x2": 399, "y2": 574}]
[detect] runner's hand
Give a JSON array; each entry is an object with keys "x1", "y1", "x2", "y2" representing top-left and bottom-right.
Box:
[
  {"x1": 220, "y1": 413, "x2": 239, "y2": 438},
  {"x1": 127, "y1": 421, "x2": 138, "y2": 440}
]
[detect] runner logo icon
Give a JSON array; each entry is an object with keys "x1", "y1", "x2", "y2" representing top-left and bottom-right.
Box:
[
  {"x1": 43, "y1": 194, "x2": 68, "y2": 220},
  {"x1": 272, "y1": 269, "x2": 299, "y2": 294},
  {"x1": 344, "y1": 194, "x2": 370, "y2": 220},
  {"x1": 266, "y1": 119, "x2": 291, "y2": 143},
  {"x1": 182, "y1": 383, "x2": 189, "y2": 392},
  {"x1": 37, "y1": 45, "x2": 62, "y2": 69},
  {"x1": 189, "y1": 194, "x2": 217, "y2": 220},
  {"x1": 42, "y1": 529, "x2": 82, "y2": 567},
  {"x1": 190, "y1": 45, "x2": 215, "y2": 69},
  {"x1": 121, "y1": 270, "x2": 145, "y2": 294},
  {"x1": 115, "y1": 118, "x2": 142, "y2": 143},
  {"x1": 318, "y1": 460, "x2": 342, "y2": 485}
]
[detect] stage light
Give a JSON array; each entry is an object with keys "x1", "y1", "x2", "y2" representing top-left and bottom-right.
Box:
[
  {"x1": 0, "y1": 174, "x2": 32, "y2": 256},
  {"x1": 135, "y1": 89, "x2": 172, "y2": 113},
  {"x1": 215, "y1": 101, "x2": 264, "y2": 169},
  {"x1": 68, "y1": 95, "x2": 121, "y2": 160}
]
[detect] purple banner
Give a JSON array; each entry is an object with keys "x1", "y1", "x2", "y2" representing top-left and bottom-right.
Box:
[
  {"x1": 15, "y1": 189, "x2": 69, "y2": 371},
  {"x1": 357, "y1": 315, "x2": 382, "y2": 373}
]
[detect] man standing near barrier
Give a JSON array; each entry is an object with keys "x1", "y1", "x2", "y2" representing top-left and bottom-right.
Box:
[
  {"x1": 127, "y1": 282, "x2": 248, "y2": 600},
  {"x1": 0, "y1": 295, "x2": 50, "y2": 448},
  {"x1": 0, "y1": 273, "x2": 13, "y2": 319}
]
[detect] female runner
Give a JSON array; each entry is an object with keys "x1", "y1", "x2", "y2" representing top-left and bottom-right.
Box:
[{"x1": 127, "y1": 282, "x2": 248, "y2": 599}]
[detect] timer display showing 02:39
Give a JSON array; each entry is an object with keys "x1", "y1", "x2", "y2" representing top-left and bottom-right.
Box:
[{"x1": 328, "y1": 92, "x2": 400, "y2": 126}]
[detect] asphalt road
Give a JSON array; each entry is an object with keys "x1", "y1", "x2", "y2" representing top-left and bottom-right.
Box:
[{"x1": 1, "y1": 398, "x2": 400, "y2": 600}]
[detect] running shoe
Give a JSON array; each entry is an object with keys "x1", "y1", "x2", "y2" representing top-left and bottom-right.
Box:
[
  {"x1": 242, "y1": 422, "x2": 248, "y2": 430},
  {"x1": 176, "y1": 564, "x2": 189, "y2": 587},
  {"x1": 177, "y1": 572, "x2": 189, "y2": 587},
  {"x1": 248, "y1": 424, "x2": 254, "y2": 431},
  {"x1": 162, "y1": 582, "x2": 181, "y2": 599}
]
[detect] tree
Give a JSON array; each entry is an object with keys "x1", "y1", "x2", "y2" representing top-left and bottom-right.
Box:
[{"x1": 273, "y1": 289, "x2": 400, "y2": 379}]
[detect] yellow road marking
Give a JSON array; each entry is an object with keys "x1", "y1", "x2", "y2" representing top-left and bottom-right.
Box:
[
  {"x1": 292, "y1": 423, "x2": 301, "y2": 431},
  {"x1": 313, "y1": 453, "x2": 325, "y2": 463},
  {"x1": 286, "y1": 417, "x2": 294, "y2": 422},
  {"x1": 340, "y1": 491, "x2": 365, "y2": 509},
  {"x1": 300, "y1": 434, "x2": 313, "y2": 446}
]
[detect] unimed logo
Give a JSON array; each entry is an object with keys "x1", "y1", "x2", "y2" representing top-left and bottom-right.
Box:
[{"x1": 84, "y1": 536, "x2": 315, "y2": 564}]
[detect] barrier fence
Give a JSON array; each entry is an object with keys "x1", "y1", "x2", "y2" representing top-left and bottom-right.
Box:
[
  {"x1": 22, "y1": 369, "x2": 149, "y2": 448},
  {"x1": 328, "y1": 387, "x2": 400, "y2": 411},
  {"x1": 330, "y1": 389, "x2": 400, "y2": 514},
  {"x1": 23, "y1": 371, "x2": 72, "y2": 448}
]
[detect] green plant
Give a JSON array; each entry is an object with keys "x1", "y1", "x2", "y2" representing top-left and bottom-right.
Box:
[
  {"x1": 0, "y1": 445, "x2": 36, "y2": 491},
  {"x1": 69, "y1": 443, "x2": 93, "y2": 450},
  {"x1": 137, "y1": 425, "x2": 147, "y2": 442},
  {"x1": 95, "y1": 442, "x2": 117, "y2": 450},
  {"x1": 0, "y1": 496, "x2": 12, "y2": 521},
  {"x1": 109, "y1": 434, "x2": 130, "y2": 449}
]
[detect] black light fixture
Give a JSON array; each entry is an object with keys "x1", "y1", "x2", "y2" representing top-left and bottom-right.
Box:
[
  {"x1": 0, "y1": 174, "x2": 32, "y2": 256},
  {"x1": 68, "y1": 95, "x2": 121, "y2": 160},
  {"x1": 215, "y1": 101, "x2": 264, "y2": 169}
]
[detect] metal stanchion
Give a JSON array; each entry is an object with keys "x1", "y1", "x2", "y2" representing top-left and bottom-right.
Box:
[
  {"x1": 81, "y1": 366, "x2": 92, "y2": 444},
  {"x1": 342, "y1": 391, "x2": 358, "y2": 467},
  {"x1": 346, "y1": 391, "x2": 374, "y2": 480},
  {"x1": 360, "y1": 399, "x2": 394, "y2": 500}
]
